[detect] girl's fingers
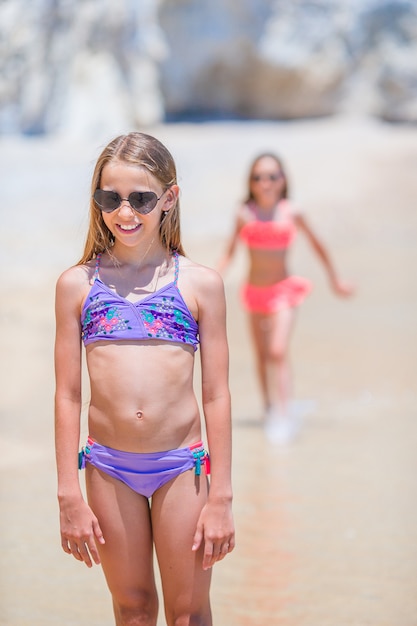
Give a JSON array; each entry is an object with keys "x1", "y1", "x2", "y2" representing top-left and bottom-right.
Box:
[
  {"x1": 63, "y1": 536, "x2": 98, "y2": 567},
  {"x1": 68, "y1": 540, "x2": 83, "y2": 562},
  {"x1": 61, "y1": 537, "x2": 71, "y2": 554}
]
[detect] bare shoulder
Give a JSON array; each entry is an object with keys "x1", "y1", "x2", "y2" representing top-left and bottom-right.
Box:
[
  {"x1": 177, "y1": 255, "x2": 225, "y2": 320},
  {"x1": 237, "y1": 202, "x2": 253, "y2": 224},
  {"x1": 280, "y1": 198, "x2": 303, "y2": 217},
  {"x1": 178, "y1": 255, "x2": 224, "y2": 293},
  {"x1": 55, "y1": 262, "x2": 94, "y2": 305}
]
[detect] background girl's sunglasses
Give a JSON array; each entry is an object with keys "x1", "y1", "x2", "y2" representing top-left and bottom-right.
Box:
[
  {"x1": 251, "y1": 173, "x2": 283, "y2": 182},
  {"x1": 93, "y1": 189, "x2": 164, "y2": 214}
]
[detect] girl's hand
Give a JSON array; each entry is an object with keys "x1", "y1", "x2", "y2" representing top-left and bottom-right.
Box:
[
  {"x1": 59, "y1": 496, "x2": 105, "y2": 567},
  {"x1": 192, "y1": 498, "x2": 235, "y2": 570},
  {"x1": 331, "y1": 278, "x2": 356, "y2": 297}
]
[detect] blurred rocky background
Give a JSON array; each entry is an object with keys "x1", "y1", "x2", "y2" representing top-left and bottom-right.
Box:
[{"x1": 1, "y1": 0, "x2": 416, "y2": 136}]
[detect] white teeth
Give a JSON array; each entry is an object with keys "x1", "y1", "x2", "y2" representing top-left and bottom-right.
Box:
[{"x1": 119, "y1": 224, "x2": 139, "y2": 231}]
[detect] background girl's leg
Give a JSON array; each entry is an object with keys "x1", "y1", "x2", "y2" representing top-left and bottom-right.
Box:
[
  {"x1": 86, "y1": 466, "x2": 159, "y2": 626},
  {"x1": 151, "y1": 469, "x2": 212, "y2": 626},
  {"x1": 248, "y1": 312, "x2": 271, "y2": 412},
  {"x1": 268, "y1": 306, "x2": 297, "y2": 418},
  {"x1": 263, "y1": 306, "x2": 298, "y2": 443}
]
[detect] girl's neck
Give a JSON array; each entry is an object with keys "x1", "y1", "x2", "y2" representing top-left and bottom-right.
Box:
[
  {"x1": 110, "y1": 239, "x2": 167, "y2": 269},
  {"x1": 253, "y1": 196, "x2": 282, "y2": 212}
]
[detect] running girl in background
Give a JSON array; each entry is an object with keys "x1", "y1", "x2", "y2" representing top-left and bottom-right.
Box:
[
  {"x1": 54, "y1": 132, "x2": 234, "y2": 626},
  {"x1": 218, "y1": 152, "x2": 354, "y2": 444}
]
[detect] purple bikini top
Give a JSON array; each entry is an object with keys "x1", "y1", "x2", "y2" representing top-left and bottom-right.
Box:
[{"x1": 81, "y1": 252, "x2": 199, "y2": 350}]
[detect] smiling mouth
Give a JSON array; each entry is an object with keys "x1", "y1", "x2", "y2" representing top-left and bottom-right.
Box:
[{"x1": 118, "y1": 224, "x2": 141, "y2": 232}]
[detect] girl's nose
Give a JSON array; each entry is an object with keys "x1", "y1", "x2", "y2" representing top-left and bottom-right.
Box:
[{"x1": 118, "y1": 200, "x2": 135, "y2": 216}]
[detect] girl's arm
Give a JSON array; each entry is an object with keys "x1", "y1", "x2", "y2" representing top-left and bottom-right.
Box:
[
  {"x1": 54, "y1": 267, "x2": 104, "y2": 567},
  {"x1": 295, "y1": 213, "x2": 355, "y2": 297},
  {"x1": 191, "y1": 267, "x2": 235, "y2": 570},
  {"x1": 217, "y1": 208, "x2": 246, "y2": 274}
]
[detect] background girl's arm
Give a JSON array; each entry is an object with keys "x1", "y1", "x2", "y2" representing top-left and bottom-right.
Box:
[
  {"x1": 54, "y1": 268, "x2": 104, "y2": 567},
  {"x1": 294, "y1": 213, "x2": 355, "y2": 297},
  {"x1": 217, "y1": 208, "x2": 246, "y2": 274},
  {"x1": 191, "y1": 267, "x2": 235, "y2": 570}
]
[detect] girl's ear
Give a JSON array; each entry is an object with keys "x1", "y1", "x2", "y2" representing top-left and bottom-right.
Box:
[{"x1": 162, "y1": 185, "x2": 180, "y2": 212}]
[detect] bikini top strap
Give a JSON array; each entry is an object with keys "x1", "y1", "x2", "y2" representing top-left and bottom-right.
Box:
[
  {"x1": 173, "y1": 250, "x2": 179, "y2": 286},
  {"x1": 93, "y1": 253, "x2": 102, "y2": 282}
]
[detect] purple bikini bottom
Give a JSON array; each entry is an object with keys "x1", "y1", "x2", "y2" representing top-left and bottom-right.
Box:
[{"x1": 79, "y1": 436, "x2": 210, "y2": 498}]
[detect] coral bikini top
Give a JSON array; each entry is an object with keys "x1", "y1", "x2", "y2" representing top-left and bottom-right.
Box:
[
  {"x1": 81, "y1": 252, "x2": 199, "y2": 350},
  {"x1": 239, "y1": 200, "x2": 297, "y2": 250}
]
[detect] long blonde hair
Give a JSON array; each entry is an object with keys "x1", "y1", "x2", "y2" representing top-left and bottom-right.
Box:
[{"x1": 78, "y1": 132, "x2": 185, "y2": 264}]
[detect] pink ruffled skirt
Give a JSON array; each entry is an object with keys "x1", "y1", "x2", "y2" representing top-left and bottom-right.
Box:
[{"x1": 241, "y1": 276, "x2": 312, "y2": 314}]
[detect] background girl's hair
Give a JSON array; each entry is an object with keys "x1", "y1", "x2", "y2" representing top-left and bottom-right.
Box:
[
  {"x1": 78, "y1": 132, "x2": 184, "y2": 264},
  {"x1": 245, "y1": 152, "x2": 289, "y2": 203}
]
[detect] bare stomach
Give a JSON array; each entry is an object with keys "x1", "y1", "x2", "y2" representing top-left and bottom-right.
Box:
[
  {"x1": 247, "y1": 249, "x2": 289, "y2": 285},
  {"x1": 85, "y1": 341, "x2": 201, "y2": 453}
]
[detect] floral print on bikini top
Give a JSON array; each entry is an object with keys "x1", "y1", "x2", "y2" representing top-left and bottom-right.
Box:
[{"x1": 81, "y1": 252, "x2": 199, "y2": 350}]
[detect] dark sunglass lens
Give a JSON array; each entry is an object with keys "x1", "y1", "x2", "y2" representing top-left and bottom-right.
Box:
[
  {"x1": 94, "y1": 190, "x2": 120, "y2": 212},
  {"x1": 251, "y1": 173, "x2": 282, "y2": 182},
  {"x1": 129, "y1": 192, "x2": 158, "y2": 214}
]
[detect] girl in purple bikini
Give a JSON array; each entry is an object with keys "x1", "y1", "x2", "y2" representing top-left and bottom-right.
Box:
[
  {"x1": 219, "y1": 152, "x2": 354, "y2": 444},
  {"x1": 54, "y1": 132, "x2": 234, "y2": 625}
]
